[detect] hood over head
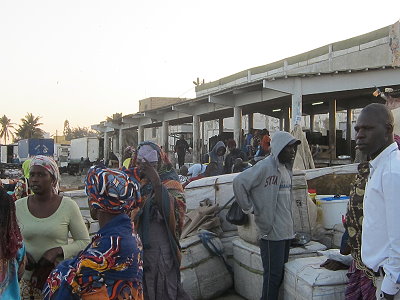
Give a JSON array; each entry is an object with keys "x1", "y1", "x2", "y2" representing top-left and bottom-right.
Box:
[
  {"x1": 270, "y1": 131, "x2": 301, "y2": 160},
  {"x1": 211, "y1": 141, "x2": 226, "y2": 155}
]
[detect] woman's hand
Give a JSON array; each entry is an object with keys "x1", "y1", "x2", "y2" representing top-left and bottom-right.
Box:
[
  {"x1": 41, "y1": 247, "x2": 63, "y2": 264},
  {"x1": 31, "y1": 247, "x2": 63, "y2": 289},
  {"x1": 139, "y1": 158, "x2": 161, "y2": 187},
  {"x1": 25, "y1": 252, "x2": 36, "y2": 271}
]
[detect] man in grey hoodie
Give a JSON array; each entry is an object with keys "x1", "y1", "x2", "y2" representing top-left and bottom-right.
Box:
[{"x1": 233, "y1": 131, "x2": 300, "y2": 300}]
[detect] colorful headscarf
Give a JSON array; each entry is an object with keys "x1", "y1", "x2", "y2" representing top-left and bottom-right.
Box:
[
  {"x1": 30, "y1": 155, "x2": 60, "y2": 193},
  {"x1": 85, "y1": 166, "x2": 141, "y2": 214}
]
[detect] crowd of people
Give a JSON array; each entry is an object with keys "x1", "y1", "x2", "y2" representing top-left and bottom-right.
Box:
[
  {"x1": 2, "y1": 91, "x2": 400, "y2": 300},
  {"x1": 0, "y1": 141, "x2": 193, "y2": 300}
]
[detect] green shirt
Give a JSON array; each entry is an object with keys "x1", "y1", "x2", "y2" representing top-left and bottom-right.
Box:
[{"x1": 15, "y1": 196, "x2": 90, "y2": 280}]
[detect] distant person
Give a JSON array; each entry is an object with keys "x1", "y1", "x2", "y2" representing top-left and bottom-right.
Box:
[
  {"x1": 244, "y1": 129, "x2": 255, "y2": 156},
  {"x1": 12, "y1": 159, "x2": 32, "y2": 201},
  {"x1": 0, "y1": 186, "x2": 25, "y2": 300},
  {"x1": 355, "y1": 103, "x2": 400, "y2": 300},
  {"x1": 178, "y1": 165, "x2": 189, "y2": 184},
  {"x1": 224, "y1": 139, "x2": 247, "y2": 174},
  {"x1": 232, "y1": 158, "x2": 252, "y2": 173},
  {"x1": 183, "y1": 162, "x2": 218, "y2": 188},
  {"x1": 208, "y1": 141, "x2": 226, "y2": 175},
  {"x1": 43, "y1": 166, "x2": 143, "y2": 300},
  {"x1": 16, "y1": 155, "x2": 90, "y2": 300},
  {"x1": 78, "y1": 157, "x2": 84, "y2": 175},
  {"x1": 233, "y1": 131, "x2": 300, "y2": 300},
  {"x1": 187, "y1": 163, "x2": 207, "y2": 178},
  {"x1": 123, "y1": 146, "x2": 136, "y2": 168},
  {"x1": 174, "y1": 135, "x2": 191, "y2": 168}
]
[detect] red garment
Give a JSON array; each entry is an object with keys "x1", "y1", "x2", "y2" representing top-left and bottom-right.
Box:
[
  {"x1": 261, "y1": 135, "x2": 271, "y2": 152},
  {"x1": 182, "y1": 174, "x2": 204, "y2": 188}
]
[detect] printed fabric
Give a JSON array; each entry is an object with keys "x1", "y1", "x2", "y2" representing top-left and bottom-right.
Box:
[
  {"x1": 85, "y1": 166, "x2": 142, "y2": 214},
  {"x1": 344, "y1": 162, "x2": 376, "y2": 284},
  {"x1": 43, "y1": 214, "x2": 143, "y2": 300}
]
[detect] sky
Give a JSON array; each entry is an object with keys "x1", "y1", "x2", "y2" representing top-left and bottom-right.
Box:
[{"x1": 1, "y1": 0, "x2": 399, "y2": 137}]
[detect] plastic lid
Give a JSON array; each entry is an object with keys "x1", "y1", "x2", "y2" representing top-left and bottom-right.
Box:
[{"x1": 320, "y1": 196, "x2": 350, "y2": 201}]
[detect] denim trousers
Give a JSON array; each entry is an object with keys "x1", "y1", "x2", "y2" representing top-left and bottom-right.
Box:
[{"x1": 259, "y1": 239, "x2": 290, "y2": 300}]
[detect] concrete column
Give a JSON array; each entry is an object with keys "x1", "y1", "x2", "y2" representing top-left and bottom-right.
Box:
[
  {"x1": 248, "y1": 113, "x2": 254, "y2": 132},
  {"x1": 291, "y1": 78, "x2": 303, "y2": 130},
  {"x1": 201, "y1": 120, "x2": 205, "y2": 161},
  {"x1": 310, "y1": 114, "x2": 315, "y2": 132},
  {"x1": 193, "y1": 115, "x2": 201, "y2": 163},
  {"x1": 329, "y1": 100, "x2": 337, "y2": 159},
  {"x1": 219, "y1": 118, "x2": 224, "y2": 135},
  {"x1": 346, "y1": 109, "x2": 352, "y2": 156},
  {"x1": 118, "y1": 128, "x2": 123, "y2": 167},
  {"x1": 234, "y1": 106, "x2": 242, "y2": 146},
  {"x1": 284, "y1": 107, "x2": 291, "y2": 132},
  {"x1": 279, "y1": 118, "x2": 284, "y2": 131},
  {"x1": 112, "y1": 134, "x2": 118, "y2": 154},
  {"x1": 162, "y1": 121, "x2": 169, "y2": 152},
  {"x1": 138, "y1": 126, "x2": 144, "y2": 144},
  {"x1": 103, "y1": 132, "x2": 109, "y2": 162}
]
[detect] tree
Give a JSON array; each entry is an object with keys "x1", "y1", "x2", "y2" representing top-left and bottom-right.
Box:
[
  {"x1": 63, "y1": 120, "x2": 72, "y2": 140},
  {"x1": 69, "y1": 126, "x2": 98, "y2": 139},
  {"x1": 0, "y1": 115, "x2": 15, "y2": 144},
  {"x1": 15, "y1": 113, "x2": 45, "y2": 140}
]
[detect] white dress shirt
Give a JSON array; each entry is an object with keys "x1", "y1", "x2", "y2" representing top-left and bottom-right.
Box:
[{"x1": 362, "y1": 142, "x2": 400, "y2": 295}]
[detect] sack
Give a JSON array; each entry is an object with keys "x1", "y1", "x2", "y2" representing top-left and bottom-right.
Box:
[{"x1": 226, "y1": 200, "x2": 248, "y2": 226}]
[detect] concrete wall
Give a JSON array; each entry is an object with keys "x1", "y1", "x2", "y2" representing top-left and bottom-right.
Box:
[
  {"x1": 139, "y1": 97, "x2": 187, "y2": 112},
  {"x1": 196, "y1": 24, "x2": 395, "y2": 97}
]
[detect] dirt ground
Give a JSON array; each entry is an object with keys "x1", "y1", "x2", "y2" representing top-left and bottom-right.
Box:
[{"x1": 60, "y1": 173, "x2": 86, "y2": 191}]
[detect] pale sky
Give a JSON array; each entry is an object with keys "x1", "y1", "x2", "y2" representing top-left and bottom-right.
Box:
[{"x1": 1, "y1": 0, "x2": 399, "y2": 136}]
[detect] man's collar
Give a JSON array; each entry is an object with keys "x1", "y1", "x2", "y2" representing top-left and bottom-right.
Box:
[{"x1": 369, "y1": 142, "x2": 398, "y2": 170}]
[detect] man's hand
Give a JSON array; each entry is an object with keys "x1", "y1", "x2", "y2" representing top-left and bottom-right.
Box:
[
  {"x1": 383, "y1": 292, "x2": 395, "y2": 300},
  {"x1": 320, "y1": 259, "x2": 349, "y2": 271}
]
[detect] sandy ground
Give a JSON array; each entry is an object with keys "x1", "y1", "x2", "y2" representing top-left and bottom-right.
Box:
[{"x1": 60, "y1": 173, "x2": 86, "y2": 191}]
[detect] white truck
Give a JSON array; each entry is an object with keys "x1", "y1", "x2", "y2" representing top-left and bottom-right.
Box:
[{"x1": 67, "y1": 137, "x2": 103, "y2": 174}]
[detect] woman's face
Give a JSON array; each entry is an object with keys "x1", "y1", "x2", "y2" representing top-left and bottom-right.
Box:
[{"x1": 29, "y1": 165, "x2": 54, "y2": 195}]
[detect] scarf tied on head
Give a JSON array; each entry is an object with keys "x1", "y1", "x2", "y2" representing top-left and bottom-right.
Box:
[
  {"x1": 85, "y1": 166, "x2": 141, "y2": 214},
  {"x1": 30, "y1": 155, "x2": 60, "y2": 194}
]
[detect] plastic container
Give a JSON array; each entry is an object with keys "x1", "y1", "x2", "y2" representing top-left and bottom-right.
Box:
[{"x1": 316, "y1": 195, "x2": 349, "y2": 229}]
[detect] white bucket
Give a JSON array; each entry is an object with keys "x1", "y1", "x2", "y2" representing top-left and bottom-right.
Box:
[{"x1": 316, "y1": 195, "x2": 349, "y2": 229}]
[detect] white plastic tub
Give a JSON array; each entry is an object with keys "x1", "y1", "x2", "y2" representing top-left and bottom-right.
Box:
[{"x1": 316, "y1": 195, "x2": 349, "y2": 229}]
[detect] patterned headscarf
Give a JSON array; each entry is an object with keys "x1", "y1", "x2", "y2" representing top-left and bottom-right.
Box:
[
  {"x1": 85, "y1": 166, "x2": 141, "y2": 214},
  {"x1": 30, "y1": 155, "x2": 60, "y2": 193}
]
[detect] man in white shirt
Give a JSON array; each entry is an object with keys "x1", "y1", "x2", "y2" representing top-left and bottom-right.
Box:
[{"x1": 356, "y1": 103, "x2": 400, "y2": 300}]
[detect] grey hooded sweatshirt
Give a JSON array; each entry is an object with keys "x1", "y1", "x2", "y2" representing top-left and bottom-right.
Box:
[
  {"x1": 209, "y1": 141, "x2": 226, "y2": 175},
  {"x1": 233, "y1": 131, "x2": 299, "y2": 241}
]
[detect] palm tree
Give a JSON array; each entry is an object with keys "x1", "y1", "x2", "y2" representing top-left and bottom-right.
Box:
[
  {"x1": 0, "y1": 115, "x2": 15, "y2": 144},
  {"x1": 15, "y1": 113, "x2": 44, "y2": 140}
]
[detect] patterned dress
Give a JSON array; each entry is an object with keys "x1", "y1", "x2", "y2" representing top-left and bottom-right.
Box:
[
  {"x1": 344, "y1": 162, "x2": 376, "y2": 300},
  {"x1": 43, "y1": 214, "x2": 143, "y2": 300}
]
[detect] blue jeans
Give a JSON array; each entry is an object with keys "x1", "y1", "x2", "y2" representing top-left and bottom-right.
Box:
[{"x1": 259, "y1": 239, "x2": 290, "y2": 300}]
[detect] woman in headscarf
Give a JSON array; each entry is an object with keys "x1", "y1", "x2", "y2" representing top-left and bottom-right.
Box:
[
  {"x1": 0, "y1": 186, "x2": 25, "y2": 299},
  {"x1": 15, "y1": 155, "x2": 90, "y2": 300},
  {"x1": 133, "y1": 141, "x2": 191, "y2": 300},
  {"x1": 43, "y1": 166, "x2": 143, "y2": 300}
]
